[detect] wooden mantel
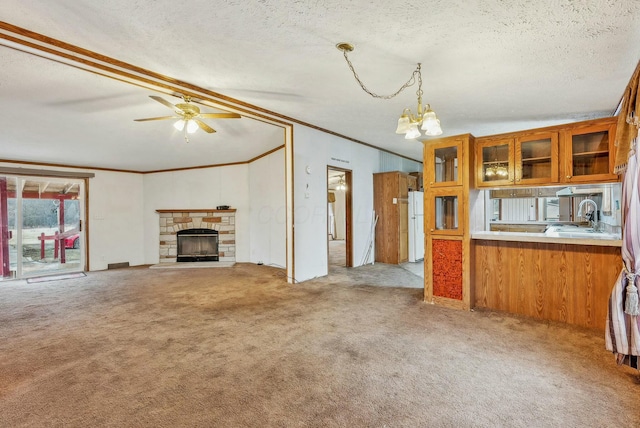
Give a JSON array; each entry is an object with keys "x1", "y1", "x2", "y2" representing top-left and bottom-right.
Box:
[{"x1": 155, "y1": 209, "x2": 236, "y2": 213}]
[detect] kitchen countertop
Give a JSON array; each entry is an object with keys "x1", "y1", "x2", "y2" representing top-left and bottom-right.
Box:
[{"x1": 471, "y1": 231, "x2": 622, "y2": 247}]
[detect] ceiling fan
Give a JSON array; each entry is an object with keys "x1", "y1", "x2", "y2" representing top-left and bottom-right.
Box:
[{"x1": 134, "y1": 95, "x2": 241, "y2": 142}]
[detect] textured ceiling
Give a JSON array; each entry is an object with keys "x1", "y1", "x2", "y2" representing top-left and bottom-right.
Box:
[{"x1": 1, "y1": 0, "x2": 639, "y2": 171}]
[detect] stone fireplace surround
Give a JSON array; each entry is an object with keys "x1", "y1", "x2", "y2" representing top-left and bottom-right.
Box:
[{"x1": 156, "y1": 209, "x2": 236, "y2": 263}]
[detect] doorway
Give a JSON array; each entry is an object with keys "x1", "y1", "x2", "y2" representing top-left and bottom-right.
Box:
[
  {"x1": 0, "y1": 175, "x2": 86, "y2": 281},
  {"x1": 327, "y1": 168, "x2": 352, "y2": 268}
]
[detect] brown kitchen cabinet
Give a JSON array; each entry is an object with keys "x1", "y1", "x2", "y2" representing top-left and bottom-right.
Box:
[
  {"x1": 423, "y1": 134, "x2": 474, "y2": 310},
  {"x1": 373, "y1": 171, "x2": 413, "y2": 264},
  {"x1": 473, "y1": 239, "x2": 622, "y2": 330},
  {"x1": 475, "y1": 132, "x2": 558, "y2": 187},
  {"x1": 474, "y1": 117, "x2": 618, "y2": 188},
  {"x1": 560, "y1": 118, "x2": 617, "y2": 183},
  {"x1": 426, "y1": 188, "x2": 464, "y2": 236},
  {"x1": 475, "y1": 138, "x2": 514, "y2": 187},
  {"x1": 424, "y1": 138, "x2": 463, "y2": 187}
]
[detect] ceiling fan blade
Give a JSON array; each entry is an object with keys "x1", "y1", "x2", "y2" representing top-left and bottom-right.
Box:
[
  {"x1": 194, "y1": 119, "x2": 216, "y2": 133},
  {"x1": 149, "y1": 95, "x2": 180, "y2": 111},
  {"x1": 134, "y1": 116, "x2": 180, "y2": 122},
  {"x1": 198, "y1": 113, "x2": 241, "y2": 119}
]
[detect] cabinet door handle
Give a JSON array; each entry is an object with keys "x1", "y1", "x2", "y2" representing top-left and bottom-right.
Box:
[{"x1": 566, "y1": 175, "x2": 571, "y2": 179}]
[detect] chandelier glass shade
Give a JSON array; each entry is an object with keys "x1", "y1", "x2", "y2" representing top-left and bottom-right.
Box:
[
  {"x1": 395, "y1": 103, "x2": 443, "y2": 139},
  {"x1": 336, "y1": 176, "x2": 347, "y2": 191},
  {"x1": 337, "y1": 42, "x2": 442, "y2": 140}
]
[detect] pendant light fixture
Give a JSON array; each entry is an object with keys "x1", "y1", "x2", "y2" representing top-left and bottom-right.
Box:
[{"x1": 336, "y1": 42, "x2": 443, "y2": 139}]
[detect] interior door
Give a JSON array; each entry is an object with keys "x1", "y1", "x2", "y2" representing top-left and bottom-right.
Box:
[{"x1": 327, "y1": 167, "x2": 353, "y2": 268}]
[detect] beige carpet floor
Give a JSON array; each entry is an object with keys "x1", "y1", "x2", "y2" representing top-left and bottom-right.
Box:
[
  {"x1": 328, "y1": 239, "x2": 346, "y2": 267},
  {"x1": 1, "y1": 263, "x2": 638, "y2": 427}
]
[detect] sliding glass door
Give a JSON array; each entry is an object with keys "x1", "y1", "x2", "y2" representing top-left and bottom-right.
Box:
[{"x1": 0, "y1": 175, "x2": 85, "y2": 280}]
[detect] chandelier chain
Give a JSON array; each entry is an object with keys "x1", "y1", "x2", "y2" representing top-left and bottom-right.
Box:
[{"x1": 342, "y1": 51, "x2": 420, "y2": 100}]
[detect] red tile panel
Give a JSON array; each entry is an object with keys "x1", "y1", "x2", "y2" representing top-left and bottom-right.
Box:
[{"x1": 432, "y1": 239, "x2": 463, "y2": 300}]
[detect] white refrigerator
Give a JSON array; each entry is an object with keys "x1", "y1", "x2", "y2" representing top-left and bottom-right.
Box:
[{"x1": 408, "y1": 191, "x2": 425, "y2": 262}]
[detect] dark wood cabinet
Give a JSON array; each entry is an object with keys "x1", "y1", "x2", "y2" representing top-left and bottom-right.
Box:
[{"x1": 373, "y1": 171, "x2": 412, "y2": 264}]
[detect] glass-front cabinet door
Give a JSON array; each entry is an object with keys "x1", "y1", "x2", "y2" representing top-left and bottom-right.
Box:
[
  {"x1": 476, "y1": 139, "x2": 514, "y2": 187},
  {"x1": 425, "y1": 139, "x2": 462, "y2": 187},
  {"x1": 515, "y1": 132, "x2": 558, "y2": 185},
  {"x1": 562, "y1": 122, "x2": 617, "y2": 183},
  {"x1": 426, "y1": 188, "x2": 464, "y2": 236}
]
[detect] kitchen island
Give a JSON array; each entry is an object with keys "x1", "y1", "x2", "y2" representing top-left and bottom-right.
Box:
[{"x1": 471, "y1": 231, "x2": 622, "y2": 330}]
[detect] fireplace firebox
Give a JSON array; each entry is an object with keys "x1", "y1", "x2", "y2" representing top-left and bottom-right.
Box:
[{"x1": 176, "y1": 228, "x2": 219, "y2": 262}]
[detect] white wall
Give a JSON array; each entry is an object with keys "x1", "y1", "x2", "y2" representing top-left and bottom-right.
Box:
[
  {"x1": 293, "y1": 125, "x2": 420, "y2": 282},
  {"x1": 248, "y1": 149, "x2": 286, "y2": 267},
  {"x1": 89, "y1": 170, "x2": 145, "y2": 270},
  {"x1": 142, "y1": 165, "x2": 251, "y2": 264}
]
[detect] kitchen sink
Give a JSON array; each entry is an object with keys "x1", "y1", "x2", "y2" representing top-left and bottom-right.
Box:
[{"x1": 544, "y1": 226, "x2": 619, "y2": 239}]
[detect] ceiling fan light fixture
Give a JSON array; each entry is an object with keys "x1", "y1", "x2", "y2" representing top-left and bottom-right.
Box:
[
  {"x1": 173, "y1": 119, "x2": 186, "y2": 131},
  {"x1": 186, "y1": 120, "x2": 198, "y2": 134},
  {"x1": 135, "y1": 95, "x2": 241, "y2": 142}
]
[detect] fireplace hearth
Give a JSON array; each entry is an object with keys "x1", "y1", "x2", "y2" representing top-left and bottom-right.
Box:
[{"x1": 176, "y1": 228, "x2": 219, "y2": 262}]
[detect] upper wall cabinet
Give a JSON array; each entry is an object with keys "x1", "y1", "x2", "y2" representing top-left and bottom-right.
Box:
[
  {"x1": 475, "y1": 132, "x2": 558, "y2": 187},
  {"x1": 474, "y1": 117, "x2": 618, "y2": 188},
  {"x1": 560, "y1": 119, "x2": 617, "y2": 183},
  {"x1": 516, "y1": 132, "x2": 559, "y2": 184},
  {"x1": 476, "y1": 138, "x2": 514, "y2": 187},
  {"x1": 425, "y1": 138, "x2": 463, "y2": 187}
]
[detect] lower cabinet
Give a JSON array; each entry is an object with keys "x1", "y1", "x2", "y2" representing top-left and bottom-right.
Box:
[{"x1": 472, "y1": 239, "x2": 622, "y2": 330}]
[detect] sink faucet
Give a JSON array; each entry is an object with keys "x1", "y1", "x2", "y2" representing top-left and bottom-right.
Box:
[{"x1": 577, "y1": 198, "x2": 598, "y2": 230}]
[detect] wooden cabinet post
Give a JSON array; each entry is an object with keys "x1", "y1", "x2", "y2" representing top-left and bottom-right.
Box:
[{"x1": 423, "y1": 135, "x2": 474, "y2": 310}]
